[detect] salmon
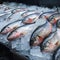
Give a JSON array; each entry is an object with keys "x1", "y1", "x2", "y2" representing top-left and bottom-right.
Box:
[
  {"x1": 30, "y1": 21, "x2": 52, "y2": 46},
  {"x1": 41, "y1": 32, "x2": 60, "y2": 52}
]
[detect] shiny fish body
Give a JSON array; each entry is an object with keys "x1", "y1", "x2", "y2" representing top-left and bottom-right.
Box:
[
  {"x1": 0, "y1": 20, "x2": 23, "y2": 34},
  {"x1": 41, "y1": 32, "x2": 60, "y2": 52},
  {"x1": 7, "y1": 24, "x2": 35, "y2": 41},
  {"x1": 48, "y1": 13, "x2": 60, "y2": 24},
  {"x1": 21, "y1": 10, "x2": 38, "y2": 17},
  {"x1": 30, "y1": 21, "x2": 52, "y2": 46},
  {"x1": 22, "y1": 13, "x2": 40, "y2": 24},
  {"x1": 52, "y1": 47, "x2": 60, "y2": 60},
  {"x1": 39, "y1": 10, "x2": 57, "y2": 19}
]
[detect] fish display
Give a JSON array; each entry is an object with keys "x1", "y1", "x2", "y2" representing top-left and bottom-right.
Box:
[
  {"x1": 41, "y1": 32, "x2": 60, "y2": 52},
  {"x1": 22, "y1": 13, "x2": 40, "y2": 24},
  {"x1": 0, "y1": 3, "x2": 60, "y2": 60},
  {"x1": 21, "y1": 10, "x2": 38, "y2": 17},
  {"x1": 0, "y1": 20, "x2": 23, "y2": 34},
  {"x1": 30, "y1": 21, "x2": 52, "y2": 46},
  {"x1": 52, "y1": 46, "x2": 60, "y2": 60}
]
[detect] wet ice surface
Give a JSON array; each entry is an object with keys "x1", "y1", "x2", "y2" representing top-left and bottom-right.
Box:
[{"x1": 0, "y1": 2, "x2": 59, "y2": 60}]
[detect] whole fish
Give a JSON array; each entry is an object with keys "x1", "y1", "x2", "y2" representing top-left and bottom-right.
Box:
[
  {"x1": 0, "y1": 20, "x2": 23, "y2": 34},
  {"x1": 22, "y1": 13, "x2": 40, "y2": 24},
  {"x1": 48, "y1": 13, "x2": 60, "y2": 24},
  {"x1": 7, "y1": 24, "x2": 35, "y2": 41},
  {"x1": 52, "y1": 46, "x2": 60, "y2": 60},
  {"x1": 41, "y1": 32, "x2": 60, "y2": 52},
  {"x1": 30, "y1": 21, "x2": 52, "y2": 46},
  {"x1": 21, "y1": 10, "x2": 38, "y2": 17}
]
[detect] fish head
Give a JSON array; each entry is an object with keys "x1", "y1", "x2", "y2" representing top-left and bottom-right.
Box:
[{"x1": 1, "y1": 26, "x2": 12, "y2": 34}]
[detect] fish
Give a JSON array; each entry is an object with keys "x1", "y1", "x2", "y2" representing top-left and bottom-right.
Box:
[
  {"x1": 7, "y1": 24, "x2": 35, "y2": 41},
  {"x1": 48, "y1": 13, "x2": 60, "y2": 24},
  {"x1": 52, "y1": 46, "x2": 60, "y2": 60},
  {"x1": 57, "y1": 19, "x2": 60, "y2": 28},
  {"x1": 21, "y1": 10, "x2": 38, "y2": 17},
  {"x1": 41, "y1": 32, "x2": 60, "y2": 52},
  {"x1": 0, "y1": 20, "x2": 23, "y2": 34},
  {"x1": 30, "y1": 21, "x2": 52, "y2": 46},
  {"x1": 22, "y1": 13, "x2": 40, "y2": 24},
  {"x1": 39, "y1": 10, "x2": 57, "y2": 19}
]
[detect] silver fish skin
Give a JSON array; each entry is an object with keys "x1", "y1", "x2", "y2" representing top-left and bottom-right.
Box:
[
  {"x1": 7, "y1": 24, "x2": 35, "y2": 41},
  {"x1": 21, "y1": 10, "x2": 38, "y2": 17},
  {"x1": 0, "y1": 20, "x2": 23, "y2": 34},
  {"x1": 30, "y1": 21, "x2": 52, "y2": 46},
  {"x1": 22, "y1": 13, "x2": 40, "y2": 24},
  {"x1": 42, "y1": 32, "x2": 60, "y2": 53}
]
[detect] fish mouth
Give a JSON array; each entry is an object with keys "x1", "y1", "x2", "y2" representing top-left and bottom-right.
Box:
[{"x1": 0, "y1": 30, "x2": 8, "y2": 34}]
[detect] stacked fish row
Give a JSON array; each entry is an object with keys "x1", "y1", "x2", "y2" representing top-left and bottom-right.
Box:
[{"x1": 0, "y1": 4, "x2": 60, "y2": 60}]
